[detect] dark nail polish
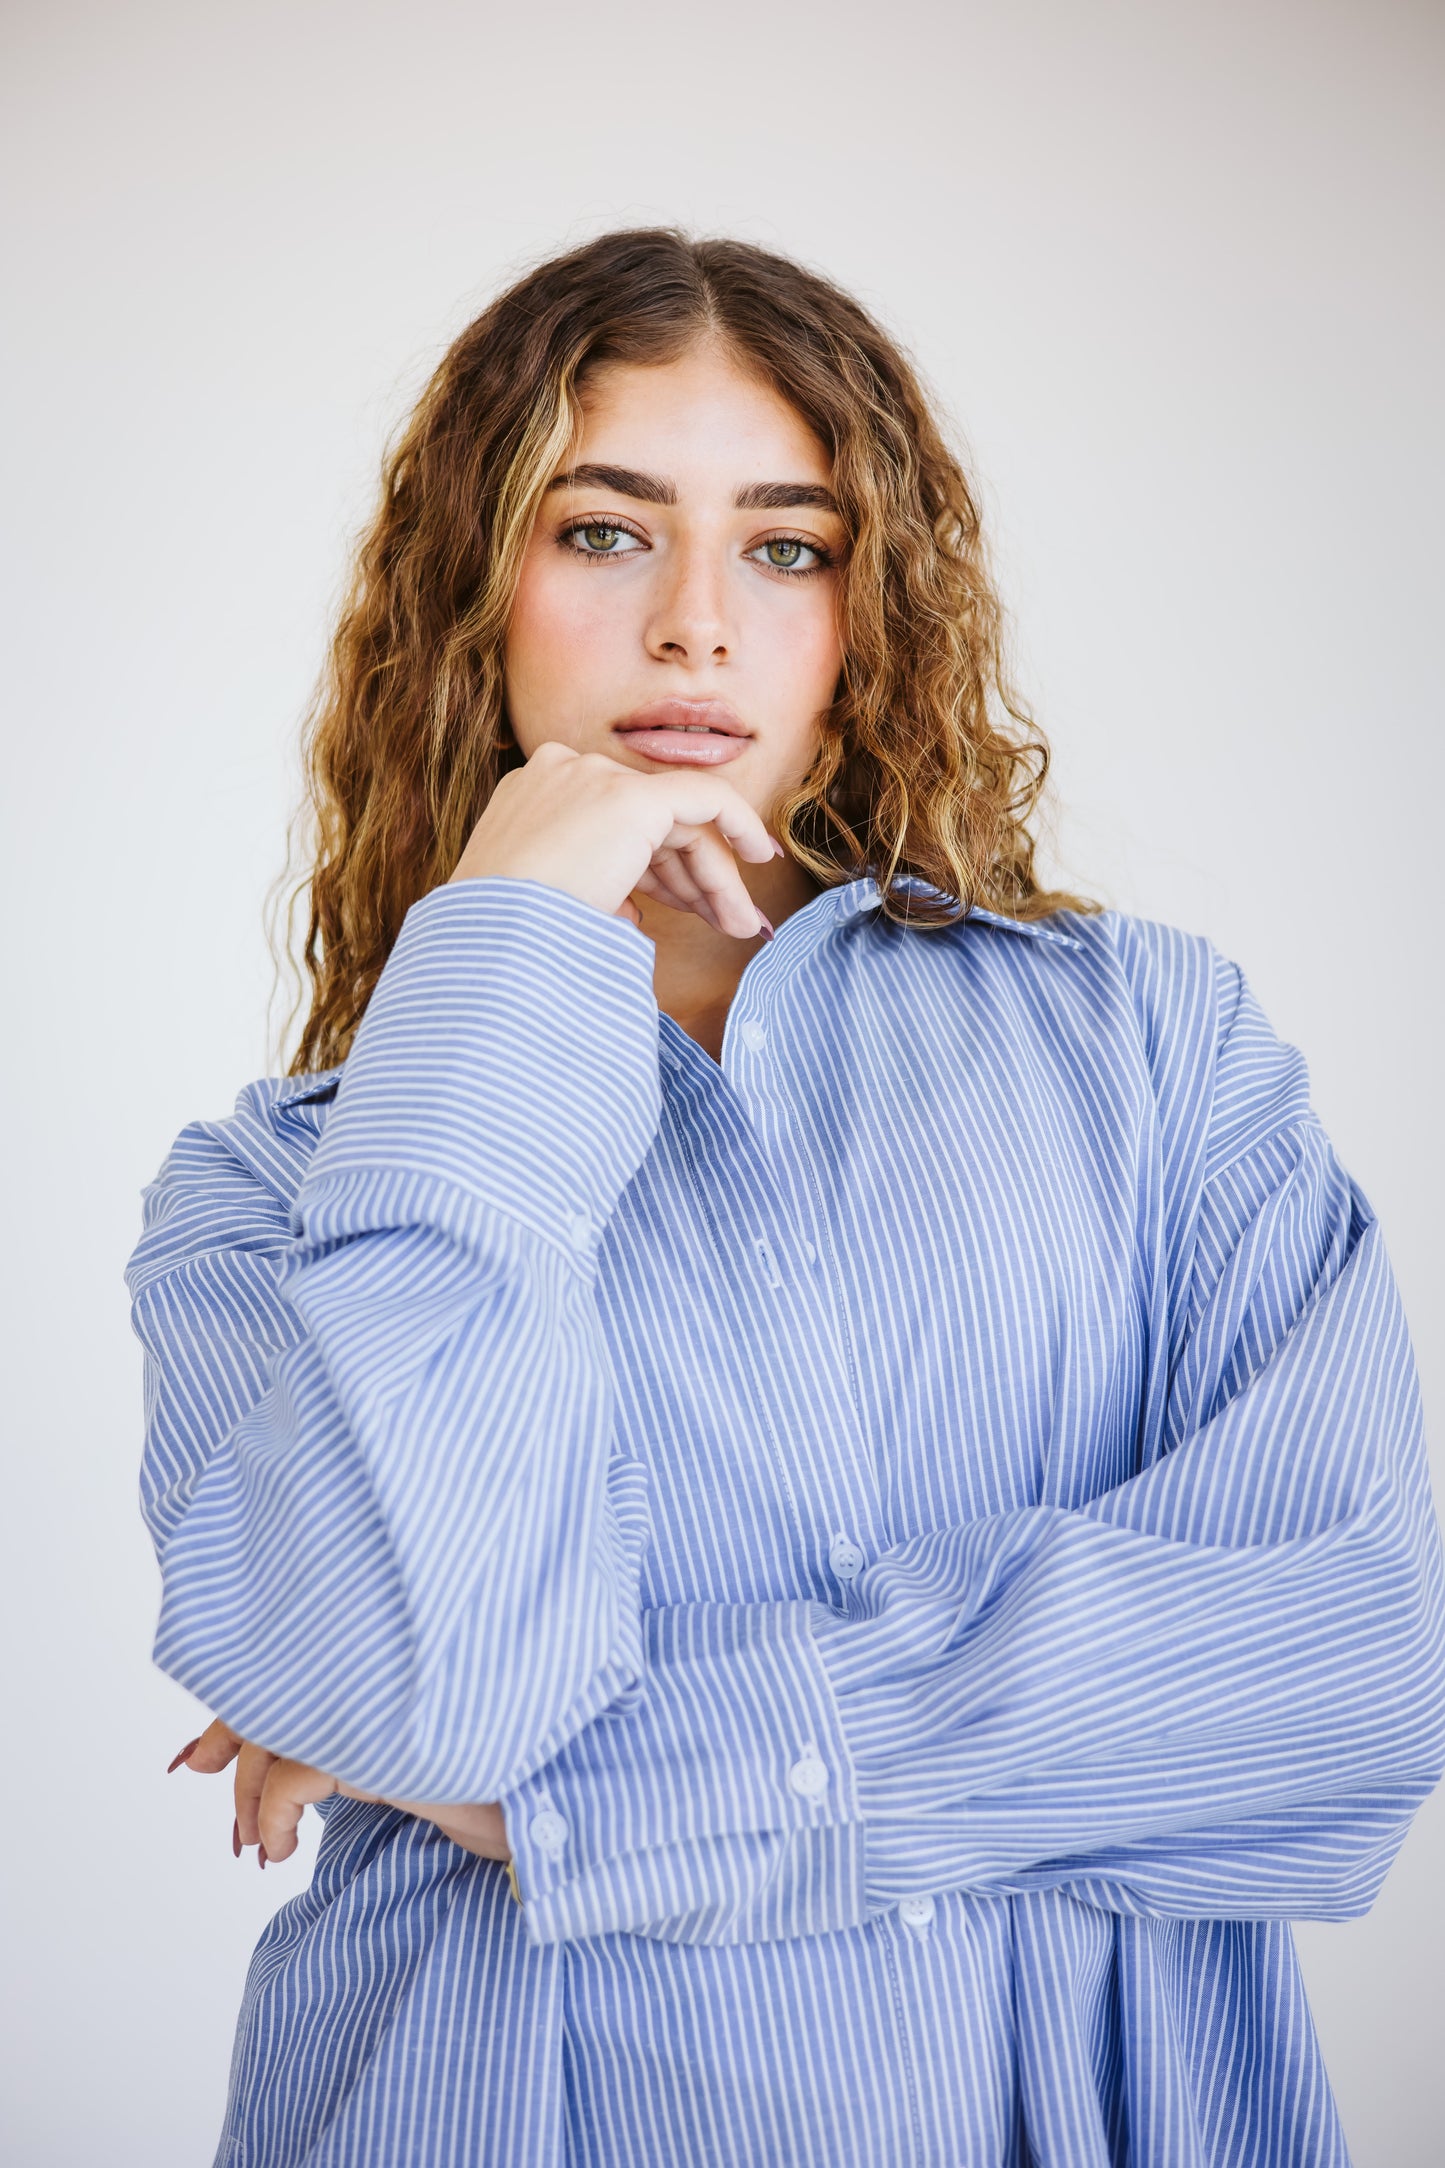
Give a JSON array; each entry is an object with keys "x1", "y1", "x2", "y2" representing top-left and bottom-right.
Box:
[
  {"x1": 258, "y1": 1845, "x2": 268, "y2": 1871},
  {"x1": 757, "y1": 915, "x2": 774, "y2": 943},
  {"x1": 232, "y1": 1817, "x2": 242, "y2": 1859},
  {"x1": 167, "y1": 1736, "x2": 202, "y2": 1774}
]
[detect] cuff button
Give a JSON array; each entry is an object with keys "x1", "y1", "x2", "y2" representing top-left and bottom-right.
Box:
[
  {"x1": 529, "y1": 1806, "x2": 570, "y2": 1859},
  {"x1": 787, "y1": 1747, "x2": 831, "y2": 1802}
]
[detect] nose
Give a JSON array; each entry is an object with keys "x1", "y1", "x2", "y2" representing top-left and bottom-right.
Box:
[{"x1": 643, "y1": 536, "x2": 731, "y2": 667}]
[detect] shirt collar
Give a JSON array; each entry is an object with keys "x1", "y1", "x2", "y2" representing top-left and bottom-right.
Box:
[
  {"x1": 274, "y1": 1067, "x2": 344, "y2": 1112},
  {"x1": 273, "y1": 880, "x2": 1082, "y2": 1105},
  {"x1": 843, "y1": 874, "x2": 1083, "y2": 947}
]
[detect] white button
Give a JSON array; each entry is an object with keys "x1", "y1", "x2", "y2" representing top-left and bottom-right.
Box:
[
  {"x1": 802, "y1": 1241, "x2": 817, "y2": 1264},
  {"x1": 900, "y1": 1895, "x2": 936, "y2": 1932},
  {"x1": 787, "y1": 1746, "x2": 831, "y2": 1801},
  {"x1": 739, "y1": 1019, "x2": 767, "y2": 1053},
  {"x1": 528, "y1": 1806, "x2": 569, "y2": 1858},
  {"x1": 564, "y1": 1210, "x2": 591, "y2": 1251},
  {"x1": 828, "y1": 1534, "x2": 865, "y2": 1584}
]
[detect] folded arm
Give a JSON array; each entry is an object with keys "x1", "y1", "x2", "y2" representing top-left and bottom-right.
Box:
[
  {"x1": 502, "y1": 997, "x2": 1445, "y2": 1945},
  {"x1": 128, "y1": 878, "x2": 663, "y2": 1802}
]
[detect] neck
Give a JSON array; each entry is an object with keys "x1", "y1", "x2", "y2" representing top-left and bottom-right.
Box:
[{"x1": 637, "y1": 857, "x2": 822, "y2": 1061}]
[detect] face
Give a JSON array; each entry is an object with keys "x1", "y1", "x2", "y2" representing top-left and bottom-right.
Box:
[{"x1": 503, "y1": 341, "x2": 846, "y2": 818}]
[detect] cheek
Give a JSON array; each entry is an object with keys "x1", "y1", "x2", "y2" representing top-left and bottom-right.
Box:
[
  {"x1": 752, "y1": 585, "x2": 844, "y2": 711},
  {"x1": 505, "y1": 556, "x2": 627, "y2": 716}
]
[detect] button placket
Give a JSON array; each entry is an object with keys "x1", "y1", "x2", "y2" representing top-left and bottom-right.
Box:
[
  {"x1": 828, "y1": 1533, "x2": 865, "y2": 1585},
  {"x1": 720, "y1": 994, "x2": 889, "y2": 1573},
  {"x1": 899, "y1": 1895, "x2": 936, "y2": 1934},
  {"x1": 723, "y1": 993, "x2": 824, "y2": 1285},
  {"x1": 663, "y1": 997, "x2": 890, "y2": 1588}
]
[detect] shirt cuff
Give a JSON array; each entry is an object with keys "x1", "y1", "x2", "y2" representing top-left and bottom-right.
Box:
[
  {"x1": 297, "y1": 877, "x2": 662, "y2": 1260},
  {"x1": 503, "y1": 1599, "x2": 864, "y2": 1943}
]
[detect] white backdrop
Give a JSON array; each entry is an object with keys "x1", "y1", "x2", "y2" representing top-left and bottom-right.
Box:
[{"x1": 3, "y1": 2, "x2": 1442, "y2": 2161}]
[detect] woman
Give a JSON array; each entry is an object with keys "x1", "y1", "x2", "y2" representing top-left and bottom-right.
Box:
[{"x1": 127, "y1": 229, "x2": 1445, "y2": 2167}]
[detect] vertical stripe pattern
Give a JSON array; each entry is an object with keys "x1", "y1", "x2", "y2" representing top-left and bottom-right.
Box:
[{"x1": 125, "y1": 875, "x2": 1445, "y2": 2166}]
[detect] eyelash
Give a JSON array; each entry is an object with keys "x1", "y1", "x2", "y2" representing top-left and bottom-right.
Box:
[{"x1": 557, "y1": 519, "x2": 833, "y2": 578}]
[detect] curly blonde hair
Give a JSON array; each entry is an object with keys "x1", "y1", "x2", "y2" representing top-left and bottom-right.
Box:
[{"x1": 282, "y1": 228, "x2": 1091, "y2": 1073}]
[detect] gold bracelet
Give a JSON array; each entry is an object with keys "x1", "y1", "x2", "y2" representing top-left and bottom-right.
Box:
[{"x1": 505, "y1": 1857, "x2": 523, "y2": 1906}]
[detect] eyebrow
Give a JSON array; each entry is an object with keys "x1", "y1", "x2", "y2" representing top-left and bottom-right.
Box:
[
  {"x1": 548, "y1": 463, "x2": 676, "y2": 504},
  {"x1": 547, "y1": 464, "x2": 840, "y2": 517},
  {"x1": 734, "y1": 480, "x2": 840, "y2": 514}
]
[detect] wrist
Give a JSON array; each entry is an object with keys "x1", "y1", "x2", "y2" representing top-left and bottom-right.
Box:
[{"x1": 447, "y1": 856, "x2": 612, "y2": 921}]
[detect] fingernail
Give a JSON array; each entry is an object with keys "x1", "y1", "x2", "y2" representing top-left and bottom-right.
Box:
[
  {"x1": 258, "y1": 1845, "x2": 268, "y2": 1871},
  {"x1": 167, "y1": 1736, "x2": 202, "y2": 1774},
  {"x1": 232, "y1": 1817, "x2": 242, "y2": 1860},
  {"x1": 757, "y1": 915, "x2": 774, "y2": 943},
  {"x1": 770, "y1": 837, "x2": 786, "y2": 858}
]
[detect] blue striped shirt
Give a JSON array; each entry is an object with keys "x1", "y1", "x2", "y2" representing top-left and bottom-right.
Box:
[{"x1": 126, "y1": 873, "x2": 1445, "y2": 2167}]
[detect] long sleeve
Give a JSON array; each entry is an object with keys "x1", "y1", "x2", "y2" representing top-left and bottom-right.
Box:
[
  {"x1": 126, "y1": 877, "x2": 664, "y2": 1800},
  {"x1": 823, "y1": 1118, "x2": 1445, "y2": 1918},
  {"x1": 503, "y1": 970, "x2": 1445, "y2": 1947}
]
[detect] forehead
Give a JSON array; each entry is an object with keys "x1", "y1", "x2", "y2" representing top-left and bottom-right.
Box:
[{"x1": 574, "y1": 344, "x2": 832, "y2": 483}]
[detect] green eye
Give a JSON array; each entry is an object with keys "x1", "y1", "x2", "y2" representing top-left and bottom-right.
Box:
[
  {"x1": 750, "y1": 536, "x2": 823, "y2": 574},
  {"x1": 565, "y1": 520, "x2": 643, "y2": 563}
]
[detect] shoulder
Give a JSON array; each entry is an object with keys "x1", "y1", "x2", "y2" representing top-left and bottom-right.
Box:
[
  {"x1": 934, "y1": 903, "x2": 1314, "y2": 1202},
  {"x1": 125, "y1": 1069, "x2": 342, "y2": 1296},
  {"x1": 1043, "y1": 908, "x2": 1312, "y2": 1175},
  {"x1": 946, "y1": 903, "x2": 1226, "y2": 1059}
]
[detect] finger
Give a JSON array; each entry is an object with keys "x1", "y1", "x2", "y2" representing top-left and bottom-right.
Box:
[
  {"x1": 648, "y1": 776, "x2": 778, "y2": 867},
  {"x1": 707, "y1": 804, "x2": 783, "y2": 868},
  {"x1": 666, "y1": 827, "x2": 767, "y2": 939},
  {"x1": 256, "y1": 1759, "x2": 338, "y2": 1864},
  {"x1": 234, "y1": 1741, "x2": 281, "y2": 1847},
  {"x1": 629, "y1": 872, "x2": 697, "y2": 915},
  {"x1": 635, "y1": 846, "x2": 766, "y2": 940},
  {"x1": 633, "y1": 855, "x2": 737, "y2": 934},
  {"x1": 181, "y1": 1717, "x2": 245, "y2": 1776},
  {"x1": 640, "y1": 849, "x2": 710, "y2": 913},
  {"x1": 630, "y1": 851, "x2": 723, "y2": 924}
]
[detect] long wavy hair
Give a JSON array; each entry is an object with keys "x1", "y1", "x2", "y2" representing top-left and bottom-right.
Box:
[{"x1": 280, "y1": 227, "x2": 1091, "y2": 1074}]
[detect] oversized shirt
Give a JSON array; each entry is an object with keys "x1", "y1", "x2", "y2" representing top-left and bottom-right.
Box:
[{"x1": 126, "y1": 873, "x2": 1445, "y2": 2168}]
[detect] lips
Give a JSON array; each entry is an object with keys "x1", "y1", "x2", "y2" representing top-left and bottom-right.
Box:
[
  {"x1": 611, "y1": 698, "x2": 752, "y2": 767},
  {"x1": 613, "y1": 699, "x2": 750, "y2": 739}
]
